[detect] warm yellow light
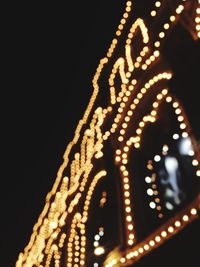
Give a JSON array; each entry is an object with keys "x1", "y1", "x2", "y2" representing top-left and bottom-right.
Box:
[
  {"x1": 129, "y1": 233, "x2": 135, "y2": 240},
  {"x1": 144, "y1": 244, "x2": 149, "y2": 250},
  {"x1": 115, "y1": 156, "x2": 121, "y2": 162},
  {"x1": 164, "y1": 23, "x2": 169, "y2": 29},
  {"x1": 191, "y1": 208, "x2": 197, "y2": 215},
  {"x1": 196, "y1": 170, "x2": 200, "y2": 176},
  {"x1": 128, "y1": 239, "x2": 134, "y2": 245},
  {"x1": 175, "y1": 221, "x2": 181, "y2": 227},
  {"x1": 154, "y1": 50, "x2": 160, "y2": 57},
  {"x1": 50, "y1": 221, "x2": 58, "y2": 229},
  {"x1": 154, "y1": 236, "x2": 160, "y2": 243},
  {"x1": 151, "y1": 10, "x2": 156, "y2": 16},
  {"x1": 195, "y1": 17, "x2": 200, "y2": 23},
  {"x1": 149, "y1": 240, "x2": 155, "y2": 246},
  {"x1": 168, "y1": 226, "x2": 174, "y2": 233},
  {"x1": 159, "y1": 32, "x2": 165, "y2": 38},
  {"x1": 180, "y1": 123, "x2": 186, "y2": 129},
  {"x1": 178, "y1": 115, "x2": 184, "y2": 121},
  {"x1": 126, "y1": 215, "x2": 132, "y2": 222},
  {"x1": 120, "y1": 257, "x2": 126, "y2": 263},
  {"x1": 170, "y1": 15, "x2": 176, "y2": 22},
  {"x1": 138, "y1": 247, "x2": 144, "y2": 254},
  {"x1": 155, "y1": 1, "x2": 161, "y2": 7},
  {"x1": 192, "y1": 159, "x2": 198, "y2": 166},
  {"x1": 196, "y1": 24, "x2": 200, "y2": 31},
  {"x1": 128, "y1": 224, "x2": 133, "y2": 230},
  {"x1": 161, "y1": 231, "x2": 167, "y2": 237},
  {"x1": 134, "y1": 251, "x2": 139, "y2": 257},
  {"x1": 126, "y1": 206, "x2": 131, "y2": 213},
  {"x1": 183, "y1": 215, "x2": 189, "y2": 222},
  {"x1": 176, "y1": 5, "x2": 184, "y2": 14}
]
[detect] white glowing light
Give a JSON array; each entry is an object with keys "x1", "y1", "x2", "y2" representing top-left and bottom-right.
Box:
[
  {"x1": 94, "y1": 241, "x2": 99, "y2": 247},
  {"x1": 94, "y1": 235, "x2": 100, "y2": 241},
  {"x1": 145, "y1": 176, "x2": 152, "y2": 183},
  {"x1": 166, "y1": 202, "x2": 174, "y2": 210},
  {"x1": 179, "y1": 137, "x2": 192, "y2": 155},
  {"x1": 192, "y1": 159, "x2": 198, "y2": 166},
  {"x1": 94, "y1": 246, "x2": 105, "y2": 256},
  {"x1": 165, "y1": 156, "x2": 178, "y2": 171},
  {"x1": 147, "y1": 188, "x2": 154, "y2": 196},
  {"x1": 188, "y1": 150, "x2": 194, "y2": 156},
  {"x1": 149, "y1": 202, "x2": 156, "y2": 209},
  {"x1": 162, "y1": 144, "x2": 169, "y2": 152},
  {"x1": 173, "y1": 133, "x2": 179, "y2": 140},
  {"x1": 154, "y1": 155, "x2": 161, "y2": 162},
  {"x1": 99, "y1": 231, "x2": 104, "y2": 236}
]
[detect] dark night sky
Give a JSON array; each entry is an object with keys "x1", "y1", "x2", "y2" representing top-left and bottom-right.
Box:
[
  {"x1": 2, "y1": 2, "x2": 125, "y2": 266},
  {"x1": 1, "y1": 1, "x2": 199, "y2": 267}
]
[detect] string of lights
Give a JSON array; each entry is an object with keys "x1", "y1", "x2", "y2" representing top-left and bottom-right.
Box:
[{"x1": 16, "y1": 0, "x2": 200, "y2": 266}]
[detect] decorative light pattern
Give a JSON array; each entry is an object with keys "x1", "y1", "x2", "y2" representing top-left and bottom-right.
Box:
[
  {"x1": 196, "y1": 1, "x2": 200, "y2": 38},
  {"x1": 16, "y1": 1, "x2": 199, "y2": 267}
]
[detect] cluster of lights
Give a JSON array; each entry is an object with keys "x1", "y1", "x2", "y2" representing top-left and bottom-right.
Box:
[
  {"x1": 66, "y1": 170, "x2": 107, "y2": 267},
  {"x1": 145, "y1": 172, "x2": 163, "y2": 218},
  {"x1": 17, "y1": 106, "x2": 108, "y2": 266},
  {"x1": 93, "y1": 228, "x2": 105, "y2": 261},
  {"x1": 150, "y1": 1, "x2": 162, "y2": 17},
  {"x1": 165, "y1": 95, "x2": 200, "y2": 177},
  {"x1": 195, "y1": 1, "x2": 200, "y2": 38},
  {"x1": 107, "y1": 18, "x2": 150, "y2": 137},
  {"x1": 118, "y1": 87, "x2": 169, "y2": 152},
  {"x1": 93, "y1": 228, "x2": 104, "y2": 250},
  {"x1": 110, "y1": 72, "x2": 171, "y2": 144},
  {"x1": 17, "y1": 2, "x2": 134, "y2": 263},
  {"x1": 16, "y1": 1, "x2": 200, "y2": 266},
  {"x1": 107, "y1": 1, "x2": 133, "y2": 58},
  {"x1": 108, "y1": 88, "x2": 200, "y2": 265},
  {"x1": 143, "y1": 0, "x2": 190, "y2": 73},
  {"x1": 105, "y1": 206, "x2": 198, "y2": 267},
  {"x1": 115, "y1": 2, "x2": 133, "y2": 37},
  {"x1": 116, "y1": 153, "x2": 135, "y2": 246},
  {"x1": 114, "y1": 89, "x2": 169, "y2": 244}
]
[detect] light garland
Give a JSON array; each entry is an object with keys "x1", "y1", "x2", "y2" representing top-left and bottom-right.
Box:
[{"x1": 16, "y1": 1, "x2": 199, "y2": 266}]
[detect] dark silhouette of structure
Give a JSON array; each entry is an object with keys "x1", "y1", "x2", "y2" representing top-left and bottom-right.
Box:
[{"x1": 16, "y1": 1, "x2": 200, "y2": 266}]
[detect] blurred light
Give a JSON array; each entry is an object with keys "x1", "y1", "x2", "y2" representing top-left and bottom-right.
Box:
[
  {"x1": 149, "y1": 202, "x2": 156, "y2": 209},
  {"x1": 99, "y1": 231, "x2": 104, "y2": 236},
  {"x1": 166, "y1": 202, "x2": 174, "y2": 210},
  {"x1": 95, "y1": 235, "x2": 100, "y2": 241},
  {"x1": 147, "y1": 188, "x2": 154, "y2": 196},
  {"x1": 94, "y1": 241, "x2": 99, "y2": 247},
  {"x1": 179, "y1": 137, "x2": 192, "y2": 155},
  {"x1": 154, "y1": 155, "x2": 161, "y2": 162},
  {"x1": 94, "y1": 246, "x2": 105, "y2": 256},
  {"x1": 145, "y1": 176, "x2": 151, "y2": 183},
  {"x1": 162, "y1": 144, "x2": 169, "y2": 153},
  {"x1": 165, "y1": 156, "x2": 178, "y2": 172},
  {"x1": 173, "y1": 133, "x2": 179, "y2": 140}
]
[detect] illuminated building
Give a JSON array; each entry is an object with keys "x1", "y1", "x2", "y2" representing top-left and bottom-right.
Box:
[{"x1": 16, "y1": 0, "x2": 199, "y2": 266}]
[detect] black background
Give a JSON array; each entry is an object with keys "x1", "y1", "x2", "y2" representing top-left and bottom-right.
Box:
[
  {"x1": 1, "y1": 1, "x2": 199, "y2": 267},
  {"x1": 2, "y1": 2, "x2": 125, "y2": 266}
]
